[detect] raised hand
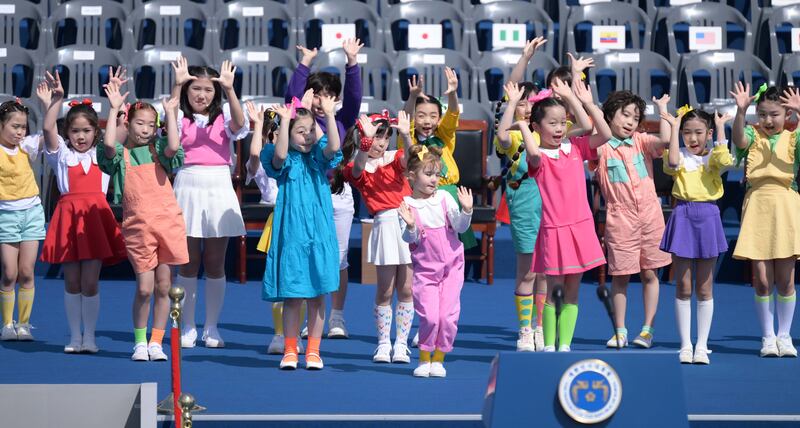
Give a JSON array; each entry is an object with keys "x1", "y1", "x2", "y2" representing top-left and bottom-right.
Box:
[
  {"x1": 296, "y1": 45, "x2": 318, "y2": 66},
  {"x1": 398, "y1": 201, "x2": 415, "y2": 228},
  {"x1": 358, "y1": 114, "x2": 378, "y2": 138},
  {"x1": 780, "y1": 86, "x2": 800, "y2": 113},
  {"x1": 45, "y1": 70, "x2": 65, "y2": 101},
  {"x1": 391, "y1": 111, "x2": 411, "y2": 135},
  {"x1": 572, "y1": 79, "x2": 594, "y2": 105},
  {"x1": 271, "y1": 104, "x2": 293, "y2": 120},
  {"x1": 162, "y1": 96, "x2": 179, "y2": 116},
  {"x1": 171, "y1": 56, "x2": 196, "y2": 87},
  {"x1": 35, "y1": 81, "x2": 52, "y2": 107},
  {"x1": 342, "y1": 38, "x2": 364, "y2": 65},
  {"x1": 212, "y1": 60, "x2": 236, "y2": 91},
  {"x1": 245, "y1": 101, "x2": 265, "y2": 124},
  {"x1": 522, "y1": 37, "x2": 547, "y2": 59},
  {"x1": 319, "y1": 94, "x2": 336, "y2": 116},
  {"x1": 300, "y1": 88, "x2": 314, "y2": 110},
  {"x1": 730, "y1": 81, "x2": 756, "y2": 111},
  {"x1": 652, "y1": 94, "x2": 671, "y2": 111},
  {"x1": 567, "y1": 52, "x2": 594, "y2": 74},
  {"x1": 714, "y1": 110, "x2": 734, "y2": 129},
  {"x1": 108, "y1": 66, "x2": 130, "y2": 88},
  {"x1": 443, "y1": 67, "x2": 459, "y2": 95},
  {"x1": 504, "y1": 81, "x2": 523, "y2": 103},
  {"x1": 457, "y1": 186, "x2": 473, "y2": 212},
  {"x1": 104, "y1": 82, "x2": 129, "y2": 110},
  {"x1": 551, "y1": 77, "x2": 574, "y2": 100},
  {"x1": 408, "y1": 75, "x2": 427, "y2": 100}
]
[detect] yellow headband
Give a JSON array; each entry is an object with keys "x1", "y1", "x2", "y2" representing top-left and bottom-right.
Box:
[
  {"x1": 676, "y1": 104, "x2": 694, "y2": 117},
  {"x1": 417, "y1": 145, "x2": 429, "y2": 161}
]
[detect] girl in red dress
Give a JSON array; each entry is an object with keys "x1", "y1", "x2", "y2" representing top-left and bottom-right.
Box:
[{"x1": 38, "y1": 70, "x2": 127, "y2": 354}]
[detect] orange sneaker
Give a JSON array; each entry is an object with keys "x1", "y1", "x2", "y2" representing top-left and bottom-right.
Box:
[{"x1": 280, "y1": 352, "x2": 298, "y2": 370}]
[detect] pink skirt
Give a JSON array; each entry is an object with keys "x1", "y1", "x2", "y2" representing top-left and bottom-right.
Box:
[{"x1": 532, "y1": 217, "x2": 605, "y2": 275}]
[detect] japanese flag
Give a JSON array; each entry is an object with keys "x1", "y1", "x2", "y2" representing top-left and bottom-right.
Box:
[
  {"x1": 408, "y1": 24, "x2": 443, "y2": 49},
  {"x1": 321, "y1": 24, "x2": 356, "y2": 50}
]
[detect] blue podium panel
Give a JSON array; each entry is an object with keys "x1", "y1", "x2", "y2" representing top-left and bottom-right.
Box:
[{"x1": 482, "y1": 351, "x2": 689, "y2": 428}]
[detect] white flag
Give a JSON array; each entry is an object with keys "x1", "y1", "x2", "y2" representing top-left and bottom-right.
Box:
[
  {"x1": 408, "y1": 24, "x2": 443, "y2": 49},
  {"x1": 321, "y1": 24, "x2": 356, "y2": 50},
  {"x1": 492, "y1": 24, "x2": 526, "y2": 49}
]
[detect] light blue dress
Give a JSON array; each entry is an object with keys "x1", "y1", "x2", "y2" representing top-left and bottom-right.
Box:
[{"x1": 260, "y1": 136, "x2": 342, "y2": 301}]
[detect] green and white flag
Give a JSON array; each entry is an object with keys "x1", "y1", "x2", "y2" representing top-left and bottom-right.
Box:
[{"x1": 492, "y1": 24, "x2": 526, "y2": 49}]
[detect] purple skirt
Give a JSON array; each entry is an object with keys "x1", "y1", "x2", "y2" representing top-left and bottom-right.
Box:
[{"x1": 660, "y1": 201, "x2": 728, "y2": 259}]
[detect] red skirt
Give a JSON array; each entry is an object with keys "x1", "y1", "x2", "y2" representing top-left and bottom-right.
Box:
[{"x1": 40, "y1": 192, "x2": 127, "y2": 265}]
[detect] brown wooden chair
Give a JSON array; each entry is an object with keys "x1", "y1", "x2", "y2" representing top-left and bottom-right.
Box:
[
  {"x1": 453, "y1": 119, "x2": 496, "y2": 284},
  {"x1": 233, "y1": 134, "x2": 274, "y2": 283}
]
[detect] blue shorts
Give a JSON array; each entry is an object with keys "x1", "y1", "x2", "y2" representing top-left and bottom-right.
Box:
[
  {"x1": 0, "y1": 205, "x2": 46, "y2": 243},
  {"x1": 506, "y1": 178, "x2": 542, "y2": 254}
]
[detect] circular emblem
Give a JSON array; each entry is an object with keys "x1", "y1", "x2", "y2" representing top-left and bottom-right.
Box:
[{"x1": 558, "y1": 359, "x2": 622, "y2": 424}]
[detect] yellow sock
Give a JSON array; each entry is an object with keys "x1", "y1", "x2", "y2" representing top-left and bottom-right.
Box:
[
  {"x1": 272, "y1": 302, "x2": 284, "y2": 336},
  {"x1": 0, "y1": 290, "x2": 14, "y2": 325},
  {"x1": 17, "y1": 288, "x2": 34, "y2": 324},
  {"x1": 419, "y1": 351, "x2": 431, "y2": 362},
  {"x1": 433, "y1": 349, "x2": 446, "y2": 363}
]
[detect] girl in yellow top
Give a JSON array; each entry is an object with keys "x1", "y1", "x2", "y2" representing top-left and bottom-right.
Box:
[
  {"x1": 0, "y1": 100, "x2": 44, "y2": 342},
  {"x1": 730, "y1": 82, "x2": 800, "y2": 358},
  {"x1": 660, "y1": 108, "x2": 734, "y2": 365},
  {"x1": 400, "y1": 69, "x2": 477, "y2": 250}
]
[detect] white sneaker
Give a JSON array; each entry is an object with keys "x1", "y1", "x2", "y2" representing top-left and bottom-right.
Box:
[
  {"x1": 301, "y1": 326, "x2": 308, "y2": 339},
  {"x1": 429, "y1": 362, "x2": 447, "y2": 377},
  {"x1": 15, "y1": 323, "x2": 33, "y2": 341},
  {"x1": 148, "y1": 343, "x2": 168, "y2": 361},
  {"x1": 413, "y1": 361, "x2": 431, "y2": 377},
  {"x1": 392, "y1": 343, "x2": 411, "y2": 363},
  {"x1": 64, "y1": 337, "x2": 82, "y2": 354},
  {"x1": 0, "y1": 323, "x2": 16, "y2": 341},
  {"x1": 268, "y1": 335, "x2": 285, "y2": 354},
  {"x1": 181, "y1": 327, "x2": 197, "y2": 348},
  {"x1": 131, "y1": 343, "x2": 149, "y2": 361},
  {"x1": 533, "y1": 327, "x2": 544, "y2": 351},
  {"x1": 679, "y1": 346, "x2": 693, "y2": 364},
  {"x1": 543, "y1": 345, "x2": 556, "y2": 352},
  {"x1": 327, "y1": 317, "x2": 349, "y2": 339},
  {"x1": 202, "y1": 327, "x2": 225, "y2": 348},
  {"x1": 558, "y1": 345, "x2": 571, "y2": 352},
  {"x1": 411, "y1": 332, "x2": 419, "y2": 348},
  {"x1": 373, "y1": 342, "x2": 392, "y2": 363},
  {"x1": 81, "y1": 339, "x2": 99, "y2": 354},
  {"x1": 760, "y1": 336, "x2": 779, "y2": 357},
  {"x1": 606, "y1": 334, "x2": 627, "y2": 348},
  {"x1": 516, "y1": 330, "x2": 536, "y2": 352},
  {"x1": 777, "y1": 335, "x2": 798, "y2": 357},
  {"x1": 693, "y1": 347, "x2": 710, "y2": 365}
]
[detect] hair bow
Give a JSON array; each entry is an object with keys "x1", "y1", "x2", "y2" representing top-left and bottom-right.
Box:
[
  {"x1": 68, "y1": 98, "x2": 93, "y2": 107},
  {"x1": 14, "y1": 97, "x2": 22, "y2": 105},
  {"x1": 368, "y1": 109, "x2": 398, "y2": 125},
  {"x1": 753, "y1": 83, "x2": 768, "y2": 103},
  {"x1": 417, "y1": 145, "x2": 429, "y2": 161},
  {"x1": 286, "y1": 97, "x2": 303, "y2": 119},
  {"x1": 676, "y1": 104, "x2": 694, "y2": 117},
  {"x1": 528, "y1": 89, "x2": 553, "y2": 104}
]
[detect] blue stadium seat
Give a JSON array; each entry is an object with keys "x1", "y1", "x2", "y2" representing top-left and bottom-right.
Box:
[{"x1": 46, "y1": 1, "x2": 128, "y2": 52}]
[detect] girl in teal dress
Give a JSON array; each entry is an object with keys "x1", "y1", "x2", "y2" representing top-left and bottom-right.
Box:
[{"x1": 261, "y1": 95, "x2": 342, "y2": 370}]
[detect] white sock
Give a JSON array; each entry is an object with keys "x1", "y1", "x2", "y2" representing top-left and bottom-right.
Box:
[
  {"x1": 696, "y1": 299, "x2": 713, "y2": 351},
  {"x1": 204, "y1": 276, "x2": 227, "y2": 330},
  {"x1": 64, "y1": 292, "x2": 82, "y2": 343},
  {"x1": 177, "y1": 275, "x2": 198, "y2": 330},
  {"x1": 330, "y1": 308, "x2": 344, "y2": 321},
  {"x1": 777, "y1": 293, "x2": 796, "y2": 337},
  {"x1": 675, "y1": 298, "x2": 691, "y2": 349},
  {"x1": 754, "y1": 294, "x2": 775, "y2": 338},
  {"x1": 395, "y1": 301, "x2": 414, "y2": 346},
  {"x1": 374, "y1": 304, "x2": 392, "y2": 344}
]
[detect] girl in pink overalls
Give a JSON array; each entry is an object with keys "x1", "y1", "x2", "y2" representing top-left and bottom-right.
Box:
[
  {"x1": 397, "y1": 145, "x2": 473, "y2": 378},
  {"x1": 101, "y1": 83, "x2": 189, "y2": 362}
]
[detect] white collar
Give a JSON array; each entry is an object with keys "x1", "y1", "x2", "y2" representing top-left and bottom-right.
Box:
[
  {"x1": 1, "y1": 145, "x2": 18, "y2": 155},
  {"x1": 65, "y1": 146, "x2": 98, "y2": 174},
  {"x1": 678, "y1": 147, "x2": 709, "y2": 172},
  {"x1": 539, "y1": 141, "x2": 571, "y2": 159},
  {"x1": 364, "y1": 150, "x2": 397, "y2": 173},
  {"x1": 404, "y1": 190, "x2": 444, "y2": 208}
]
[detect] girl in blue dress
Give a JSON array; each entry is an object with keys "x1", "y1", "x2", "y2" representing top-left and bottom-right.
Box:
[{"x1": 261, "y1": 94, "x2": 342, "y2": 370}]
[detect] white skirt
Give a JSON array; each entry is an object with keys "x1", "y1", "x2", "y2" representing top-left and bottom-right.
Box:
[
  {"x1": 332, "y1": 183, "x2": 355, "y2": 270},
  {"x1": 368, "y1": 208, "x2": 411, "y2": 266},
  {"x1": 174, "y1": 165, "x2": 246, "y2": 238}
]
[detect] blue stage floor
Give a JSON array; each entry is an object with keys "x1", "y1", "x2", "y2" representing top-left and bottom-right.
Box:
[{"x1": 2, "y1": 274, "x2": 799, "y2": 425}]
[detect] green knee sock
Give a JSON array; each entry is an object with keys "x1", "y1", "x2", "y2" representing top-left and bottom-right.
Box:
[
  {"x1": 558, "y1": 304, "x2": 579, "y2": 347},
  {"x1": 543, "y1": 304, "x2": 556, "y2": 347},
  {"x1": 134, "y1": 327, "x2": 147, "y2": 345}
]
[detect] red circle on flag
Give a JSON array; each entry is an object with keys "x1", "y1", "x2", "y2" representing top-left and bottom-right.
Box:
[
  {"x1": 422, "y1": 33, "x2": 429, "y2": 40},
  {"x1": 336, "y1": 32, "x2": 342, "y2": 39}
]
